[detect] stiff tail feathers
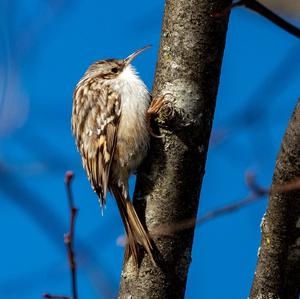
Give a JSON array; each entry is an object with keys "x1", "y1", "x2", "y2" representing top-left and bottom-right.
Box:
[{"x1": 111, "y1": 185, "x2": 155, "y2": 267}]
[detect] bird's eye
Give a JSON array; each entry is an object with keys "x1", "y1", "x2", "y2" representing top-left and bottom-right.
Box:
[{"x1": 111, "y1": 67, "x2": 118, "y2": 73}]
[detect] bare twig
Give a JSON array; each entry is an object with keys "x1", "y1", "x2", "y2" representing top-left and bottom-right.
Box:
[
  {"x1": 65, "y1": 171, "x2": 75, "y2": 210},
  {"x1": 214, "y1": 0, "x2": 300, "y2": 38},
  {"x1": 43, "y1": 171, "x2": 78, "y2": 299},
  {"x1": 235, "y1": 0, "x2": 300, "y2": 38},
  {"x1": 116, "y1": 173, "x2": 268, "y2": 245},
  {"x1": 270, "y1": 177, "x2": 300, "y2": 193},
  {"x1": 117, "y1": 174, "x2": 300, "y2": 246},
  {"x1": 0, "y1": 163, "x2": 116, "y2": 298},
  {"x1": 43, "y1": 294, "x2": 70, "y2": 299},
  {"x1": 64, "y1": 171, "x2": 78, "y2": 299},
  {"x1": 151, "y1": 174, "x2": 300, "y2": 237}
]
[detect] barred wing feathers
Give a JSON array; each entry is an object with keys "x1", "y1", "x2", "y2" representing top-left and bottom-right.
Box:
[{"x1": 72, "y1": 82, "x2": 121, "y2": 206}]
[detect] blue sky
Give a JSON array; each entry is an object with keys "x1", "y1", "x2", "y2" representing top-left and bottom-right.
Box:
[{"x1": 0, "y1": 1, "x2": 299, "y2": 298}]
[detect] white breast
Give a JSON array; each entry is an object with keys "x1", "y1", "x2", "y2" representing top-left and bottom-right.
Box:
[
  {"x1": 108, "y1": 65, "x2": 151, "y2": 170},
  {"x1": 110, "y1": 64, "x2": 150, "y2": 125}
]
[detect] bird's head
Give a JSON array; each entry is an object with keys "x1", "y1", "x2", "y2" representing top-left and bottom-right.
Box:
[{"x1": 85, "y1": 45, "x2": 151, "y2": 80}]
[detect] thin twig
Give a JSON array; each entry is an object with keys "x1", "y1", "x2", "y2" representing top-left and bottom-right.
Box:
[
  {"x1": 270, "y1": 178, "x2": 300, "y2": 193},
  {"x1": 43, "y1": 294, "x2": 70, "y2": 299},
  {"x1": 65, "y1": 171, "x2": 75, "y2": 209},
  {"x1": 64, "y1": 171, "x2": 78, "y2": 299},
  {"x1": 116, "y1": 175, "x2": 300, "y2": 243},
  {"x1": 235, "y1": 0, "x2": 300, "y2": 38},
  {"x1": 150, "y1": 174, "x2": 300, "y2": 237},
  {"x1": 0, "y1": 164, "x2": 116, "y2": 298},
  {"x1": 43, "y1": 171, "x2": 78, "y2": 299},
  {"x1": 114, "y1": 172, "x2": 268, "y2": 243}
]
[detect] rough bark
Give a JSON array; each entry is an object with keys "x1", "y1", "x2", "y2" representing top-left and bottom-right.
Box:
[
  {"x1": 250, "y1": 99, "x2": 300, "y2": 299},
  {"x1": 119, "y1": 0, "x2": 231, "y2": 298}
]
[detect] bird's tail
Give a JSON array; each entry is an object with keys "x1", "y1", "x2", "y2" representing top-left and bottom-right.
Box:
[{"x1": 111, "y1": 185, "x2": 155, "y2": 267}]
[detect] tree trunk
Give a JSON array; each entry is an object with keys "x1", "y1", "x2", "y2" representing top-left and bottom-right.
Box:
[
  {"x1": 119, "y1": 0, "x2": 231, "y2": 298},
  {"x1": 250, "y1": 99, "x2": 300, "y2": 299}
]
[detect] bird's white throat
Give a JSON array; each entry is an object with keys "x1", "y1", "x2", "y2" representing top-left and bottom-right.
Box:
[{"x1": 108, "y1": 64, "x2": 150, "y2": 122}]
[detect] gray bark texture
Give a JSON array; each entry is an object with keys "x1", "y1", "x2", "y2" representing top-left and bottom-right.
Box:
[
  {"x1": 118, "y1": 0, "x2": 231, "y2": 298},
  {"x1": 250, "y1": 99, "x2": 300, "y2": 299}
]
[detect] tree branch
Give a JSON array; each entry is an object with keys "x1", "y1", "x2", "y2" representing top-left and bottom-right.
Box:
[
  {"x1": 250, "y1": 99, "x2": 300, "y2": 299},
  {"x1": 118, "y1": 0, "x2": 231, "y2": 298},
  {"x1": 234, "y1": 0, "x2": 300, "y2": 38}
]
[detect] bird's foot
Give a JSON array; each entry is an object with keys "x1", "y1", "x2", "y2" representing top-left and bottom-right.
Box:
[{"x1": 146, "y1": 93, "x2": 174, "y2": 138}]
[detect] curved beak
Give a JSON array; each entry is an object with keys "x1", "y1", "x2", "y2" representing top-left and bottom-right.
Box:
[{"x1": 124, "y1": 45, "x2": 151, "y2": 66}]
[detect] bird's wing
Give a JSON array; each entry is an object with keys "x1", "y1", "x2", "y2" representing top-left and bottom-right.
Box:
[{"x1": 72, "y1": 83, "x2": 121, "y2": 206}]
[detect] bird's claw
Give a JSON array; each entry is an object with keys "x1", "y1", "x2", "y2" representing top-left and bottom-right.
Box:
[{"x1": 146, "y1": 93, "x2": 174, "y2": 138}]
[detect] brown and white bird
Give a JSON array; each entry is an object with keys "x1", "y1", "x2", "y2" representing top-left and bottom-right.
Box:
[{"x1": 72, "y1": 46, "x2": 163, "y2": 266}]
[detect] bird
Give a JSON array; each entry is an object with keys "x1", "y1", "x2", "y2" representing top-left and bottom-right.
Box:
[{"x1": 72, "y1": 45, "x2": 164, "y2": 267}]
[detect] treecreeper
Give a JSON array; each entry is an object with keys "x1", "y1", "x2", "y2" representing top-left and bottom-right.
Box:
[{"x1": 71, "y1": 45, "x2": 165, "y2": 267}]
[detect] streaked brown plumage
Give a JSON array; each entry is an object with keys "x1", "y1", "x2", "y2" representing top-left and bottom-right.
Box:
[{"x1": 72, "y1": 46, "x2": 161, "y2": 266}]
